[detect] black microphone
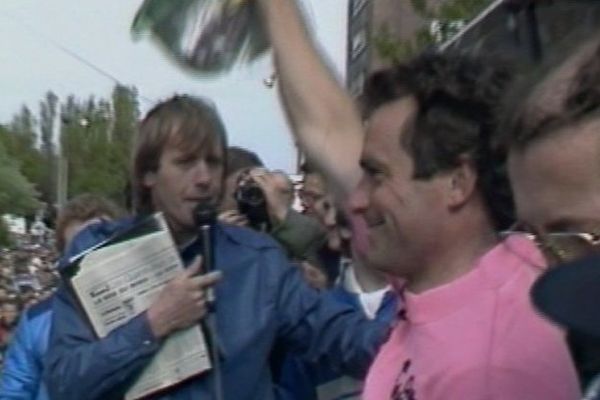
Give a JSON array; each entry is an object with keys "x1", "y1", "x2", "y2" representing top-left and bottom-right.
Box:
[
  {"x1": 193, "y1": 202, "x2": 224, "y2": 400},
  {"x1": 193, "y1": 202, "x2": 217, "y2": 308}
]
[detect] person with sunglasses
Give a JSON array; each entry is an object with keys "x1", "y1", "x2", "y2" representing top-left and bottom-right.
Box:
[{"x1": 501, "y1": 20, "x2": 600, "y2": 395}]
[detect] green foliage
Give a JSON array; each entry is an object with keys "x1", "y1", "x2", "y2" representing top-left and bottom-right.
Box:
[
  {"x1": 1, "y1": 85, "x2": 140, "y2": 213},
  {"x1": 410, "y1": 0, "x2": 435, "y2": 19},
  {"x1": 0, "y1": 108, "x2": 45, "y2": 206},
  {"x1": 0, "y1": 140, "x2": 40, "y2": 216},
  {"x1": 372, "y1": 23, "x2": 421, "y2": 65},
  {"x1": 438, "y1": 0, "x2": 491, "y2": 21},
  {"x1": 374, "y1": 0, "x2": 494, "y2": 63},
  {"x1": 60, "y1": 86, "x2": 139, "y2": 208}
]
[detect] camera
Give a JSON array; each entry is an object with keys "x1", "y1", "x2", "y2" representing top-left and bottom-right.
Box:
[{"x1": 235, "y1": 174, "x2": 271, "y2": 231}]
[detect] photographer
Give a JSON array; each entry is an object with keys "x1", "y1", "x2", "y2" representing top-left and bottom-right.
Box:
[
  {"x1": 219, "y1": 146, "x2": 264, "y2": 226},
  {"x1": 219, "y1": 147, "x2": 326, "y2": 265}
]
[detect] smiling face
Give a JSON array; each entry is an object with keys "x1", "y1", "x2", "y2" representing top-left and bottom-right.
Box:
[
  {"x1": 349, "y1": 98, "x2": 449, "y2": 278},
  {"x1": 144, "y1": 139, "x2": 225, "y2": 240}
]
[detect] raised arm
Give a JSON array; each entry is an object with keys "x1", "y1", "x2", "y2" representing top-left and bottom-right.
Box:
[{"x1": 256, "y1": 0, "x2": 364, "y2": 197}]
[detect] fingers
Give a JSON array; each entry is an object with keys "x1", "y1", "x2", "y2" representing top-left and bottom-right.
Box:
[
  {"x1": 189, "y1": 271, "x2": 223, "y2": 288},
  {"x1": 219, "y1": 210, "x2": 238, "y2": 219},
  {"x1": 249, "y1": 169, "x2": 278, "y2": 192},
  {"x1": 251, "y1": 172, "x2": 273, "y2": 190},
  {"x1": 218, "y1": 210, "x2": 249, "y2": 226},
  {"x1": 231, "y1": 215, "x2": 249, "y2": 227},
  {"x1": 249, "y1": 167, "x2": 268, "y2": 178},
  {"x1": 183, "y1": 256, "x2": 203, "y2": 277}
]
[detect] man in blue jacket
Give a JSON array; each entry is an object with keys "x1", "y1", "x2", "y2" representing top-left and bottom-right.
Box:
[{"x1": 44, "y1": 95, "x2": 390, "y2": 400}]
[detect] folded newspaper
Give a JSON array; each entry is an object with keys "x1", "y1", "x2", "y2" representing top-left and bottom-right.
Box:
[{"x1": 66, "y1": 213, "x2": 211, "y2": 400}]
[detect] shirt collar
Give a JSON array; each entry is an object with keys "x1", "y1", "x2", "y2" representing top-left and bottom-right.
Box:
[{"x1": 402, "y1": 235, "x2": 543, "y2": 324}]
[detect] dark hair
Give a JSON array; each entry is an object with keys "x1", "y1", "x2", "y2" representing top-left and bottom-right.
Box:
[
  {"x1": 501, "y1": 28, "x2": 600, "y2": 150},
  {"x1": 133, "y1": 95, "x2": 228, "y2": 214},
  {"x1": 56, "y1": 193, "x2": 123, "y2": 252},
  {"x1": 362, "y1": 52, "x2": 514, "y2": 230},
  {"x1": 226, "y1": 146, "x2": 263, "y2": 177}
]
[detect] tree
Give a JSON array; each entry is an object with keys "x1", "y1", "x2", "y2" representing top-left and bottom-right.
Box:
[
  {"x1": 373, "y1": 0, "x2": 494, "y2": 64},
  {"x1": 59, "y1": 86, "x2": 140, "y2": 208},
  {"x1": 0, "y1": 108, "x2": 45, "y2": 202},
  {"x1": 110, "y1": 86, "x2": 140, "y2": 205},
  {"x1": 111, "y1": 85, "x2": 140, "y2": 146},
  {"x1": 0, "y1": 140, "x2": 40, "y2": 216},
  {"x1": 2, "y1": 85, "x2": 140, "y2": 213}
]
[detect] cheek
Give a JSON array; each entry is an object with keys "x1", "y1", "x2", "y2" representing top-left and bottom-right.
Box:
[
  {"x1": 349, "y1": 179, "x2": 372, "y2": 212},
  {"x1": 372, "y1": 182, "x2": 404, "y2": 214}
]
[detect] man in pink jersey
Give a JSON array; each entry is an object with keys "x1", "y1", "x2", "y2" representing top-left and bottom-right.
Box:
[{"x1": 257, "y1": 0, "x2": 580, "y2": 398}]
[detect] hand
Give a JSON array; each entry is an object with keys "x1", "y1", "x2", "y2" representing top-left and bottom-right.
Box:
[
  {"x1": 218, "y1": 210, "x2": 249, "y2": 227},
  {"x1": 146, "y1": 258, "x2": 222, "y2": 339},
  {"x1": 300, "y1": 261, "x2": 328, "y2": 290},
  {"x1": 250, "y1": 169, "x2": 292, "y2": 225}
]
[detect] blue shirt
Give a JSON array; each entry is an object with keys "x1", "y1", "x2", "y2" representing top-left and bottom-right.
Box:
[
  {"x1": 274, "y1": 284, "x2": 398, "y2": 400},
  {"x1": 44, "y1": 219, "x2": 390, "y2": 400}
]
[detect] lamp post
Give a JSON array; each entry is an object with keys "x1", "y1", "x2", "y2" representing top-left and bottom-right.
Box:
[{"x1": 55, "y1": 115, "x2": 89, "y2": 210}]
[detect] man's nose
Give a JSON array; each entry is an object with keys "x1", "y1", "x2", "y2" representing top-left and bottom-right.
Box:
[
  {"x1": 348, "y1": 179, "x2": 369, "y2": 215},
  {"x1": 191, "y1": 161, "x2": 212, "y2": 186}
]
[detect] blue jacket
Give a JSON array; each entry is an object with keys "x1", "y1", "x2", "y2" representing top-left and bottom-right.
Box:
[
  {"x1": 44, "y1": 219, "x2": 390, "y2": 400},
  {"x1": 0, "y1": 297, "x2": 52, "y2": 400},
  {"x1": 274, "y1": 285, "x2": 398, "y2": 400}
]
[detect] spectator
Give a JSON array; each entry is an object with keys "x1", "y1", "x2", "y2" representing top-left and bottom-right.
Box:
[
  {"x1": 0, "y1": 193, "x2": 123, "y2": 400},
  {"x1": 54, "y1": 193, "x2": 123, "y2": 254},
  {"x1": 502, "y1": 27, "x2": 600, "y2": 389},
  {"x1": 299, "y1": 165, "x2": 328, "y2": 218},
  {"x1": 0, "y1": 298, "x2": 21, "y2": 355},
  {"x1": 219, "y1": 148, "x2": 328, "y2": 267},
  {"x1": 219, "y1": 145, "x2": 264, "y2": 220},
  {"x1": 257, "y1": 0, "x2": 580, "y2": 398},
  {"x1": 248, "y1": 168, "x2": 328, "y2": 265}
]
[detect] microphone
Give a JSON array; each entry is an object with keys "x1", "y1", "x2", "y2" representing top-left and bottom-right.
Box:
[
  {"x1": 193, "y1": 202, "x2": 217, "y2": 308},
  {"x1": 193, "y1": 202, "x2": 224, "y2": 400}
]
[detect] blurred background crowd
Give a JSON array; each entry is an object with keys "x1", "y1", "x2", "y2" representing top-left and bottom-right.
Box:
[{"x1": 0, "y1": 226, "x2": 59, "y2": 369}]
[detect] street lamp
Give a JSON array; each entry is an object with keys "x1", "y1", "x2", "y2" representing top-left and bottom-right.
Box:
[{"x1": 56, "y1": 115, "x2": 90, "y2": 210}]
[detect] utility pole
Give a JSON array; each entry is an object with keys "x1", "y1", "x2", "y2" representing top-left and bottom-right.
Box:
[
  {"x1": 55, "y1": 112, "x2": 89, "y2": 210},
  {"x1": 54, "y1": 107, "x2": 66, "y2": 211}
]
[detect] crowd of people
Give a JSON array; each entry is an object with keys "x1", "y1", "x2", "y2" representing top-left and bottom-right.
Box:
[
  {"x1": 1, "y1": 0, "x2": 600, "y2": 399},
  {"x1": 0, "y1": 232, "x2": 59, "y2": 370}
]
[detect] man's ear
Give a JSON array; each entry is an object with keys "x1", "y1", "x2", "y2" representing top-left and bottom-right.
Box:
[
  {"x1": 446, "y1": 156, "x2": 478, "y2": 209},
  {"x1": 143, "y1": 171, "x2": 157, "y2": 188}
]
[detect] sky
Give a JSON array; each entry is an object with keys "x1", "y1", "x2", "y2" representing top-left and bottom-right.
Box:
[{"x1": 0, "y1": 0, "x2": 349, "y2": 173}]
